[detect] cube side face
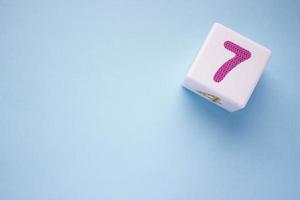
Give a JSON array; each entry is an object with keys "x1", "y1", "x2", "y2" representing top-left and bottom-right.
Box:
[
  {"x1": 185, "y1": 23, "x2": 271, "y2": 111},
  {"x1": 183, "y1": 77, "x2": 241, "y2": 112}
]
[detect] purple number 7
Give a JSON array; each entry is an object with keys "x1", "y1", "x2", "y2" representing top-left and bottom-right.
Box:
[{"x1": 213, "y1": 41, "x2": 251, "y2": 82}]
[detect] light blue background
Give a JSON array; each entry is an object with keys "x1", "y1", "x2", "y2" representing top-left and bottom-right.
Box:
[{"x1": 1, "y1": 0, "x2": 300, "y2": 199}]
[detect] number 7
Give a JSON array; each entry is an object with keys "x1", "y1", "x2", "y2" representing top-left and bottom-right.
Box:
[{"x1": 213, "y1": 41, "x2": 251, "y2": 82}]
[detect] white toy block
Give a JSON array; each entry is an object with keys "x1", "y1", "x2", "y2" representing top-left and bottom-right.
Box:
[{"x1": 183, "y1": 23, "x2": 271, "y2": 112}]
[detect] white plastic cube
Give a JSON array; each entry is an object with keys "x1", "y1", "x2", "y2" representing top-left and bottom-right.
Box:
[{"x1": 183, "y1": 23, "x2": 271, "y2": 112}]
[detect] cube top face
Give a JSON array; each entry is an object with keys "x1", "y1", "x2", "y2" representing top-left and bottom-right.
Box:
[{"x1": 186, "y1": 23, "x2": 271, "y2": 110}]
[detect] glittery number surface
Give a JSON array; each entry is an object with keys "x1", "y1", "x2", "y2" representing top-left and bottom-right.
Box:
[{"x1": 213, "y1": 41, "x2": 251, "y2": 82}]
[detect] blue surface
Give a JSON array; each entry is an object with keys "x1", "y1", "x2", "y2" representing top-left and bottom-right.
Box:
[{"x1": 1, "y1": 0, "x2": 300, "y2": 199}]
